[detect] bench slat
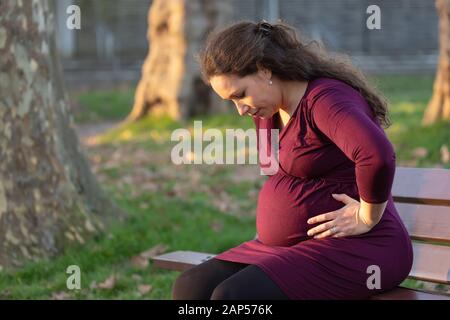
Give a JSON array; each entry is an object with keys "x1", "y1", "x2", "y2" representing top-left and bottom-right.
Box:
[
  {"x1": 410, "y1": 242, "x2": 450, "y2": 284},
  {"x1": 153, "y1": 166, "x2": 450, "y2": 300},
  {"x1": 152, "y1": 249, "x2": 450, "y2": 298},
  {"x1": 392, "y1": 167, "x2": 450, "y2": 205},
  {"x1": 153, "y1": 243, "x2": 450, "y2": 285},
  {"x1": 370, "y1": 287, "x2": 450, "y2": 300},
  {"x1": 152, "y1": 251, "x2": 216, "y2": 272},
  {"x1": 395, "y1": 203, "x2": 450, "y2": 243}
]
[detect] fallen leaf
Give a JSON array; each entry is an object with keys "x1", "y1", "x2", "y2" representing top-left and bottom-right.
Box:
[
  {"x1": 130, "y1": 255, "x2": 149, "y2": 269},
  {"x1": 140, "y1": 244, "x2": 168, "y2": 259},
  {"x1": 0, "y1": 288, "x2": 11, "y2": 299},
  {"x1": 131, "y1": 274, "x2": 142, "y2": 281},
  {"x1": 138, "y1": 284, "x2": 152, "y2": 295},
  {"x1": 97, "y1": 275, "x2": 116, "y2": 290},
  {"x1": 52, "y1": 291, "x2": 71, "y2": 300}
]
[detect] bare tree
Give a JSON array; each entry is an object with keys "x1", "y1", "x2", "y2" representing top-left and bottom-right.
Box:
[
  {"x1": 125, "y1": 0, "x2": 232, "y2": 123},
  {"x1": 423, "y1": 0, "x2": 450, "y2": 125},
  {"x1": 0, "y1": 0, "x2": 123, "y2": 268}
]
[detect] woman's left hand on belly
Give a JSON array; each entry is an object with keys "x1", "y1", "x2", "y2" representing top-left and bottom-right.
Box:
[{"x1": 306, "y1": 193, "x2": 373, "y2": 239}]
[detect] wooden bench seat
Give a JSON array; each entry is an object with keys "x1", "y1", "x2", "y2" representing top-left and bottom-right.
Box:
[{"x1": 152, "y1": 167, "x2": 450, "y2": 300}]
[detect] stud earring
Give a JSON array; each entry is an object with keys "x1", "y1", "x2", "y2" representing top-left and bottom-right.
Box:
[{"x1": 269, "y1": 80, "x2": 273, "y2": 85}]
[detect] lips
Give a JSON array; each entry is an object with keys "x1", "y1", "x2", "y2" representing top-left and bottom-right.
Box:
[{"x1": 249, "y1": 109, "x2": 260, "y2": 117}]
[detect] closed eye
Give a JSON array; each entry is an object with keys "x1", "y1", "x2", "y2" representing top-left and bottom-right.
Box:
[
  {"x1": 227, "y1": 90, "x2": 246, "y2": 101},
  {"x1": 237, "y1": 91, "x2": 246, "y2": 99}
]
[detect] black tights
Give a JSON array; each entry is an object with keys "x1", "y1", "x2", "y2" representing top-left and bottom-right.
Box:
[{"x1": 172, "y1": 258, "x2": 290, "y2": 300}]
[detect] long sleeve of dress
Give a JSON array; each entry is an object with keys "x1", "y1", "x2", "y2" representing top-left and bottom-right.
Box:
[{"x1": 309, "y1": 84, "x2": 396, "y2": 203}]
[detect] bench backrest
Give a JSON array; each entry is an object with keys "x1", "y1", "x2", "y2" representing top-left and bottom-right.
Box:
[{"x1": 392, "y1": 167, "x2": 450, "y2": 285}]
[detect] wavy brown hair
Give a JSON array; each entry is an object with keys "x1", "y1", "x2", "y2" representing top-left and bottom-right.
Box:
[{"x1": 197, "y1": 20, "x2": 391, "y2": 128}]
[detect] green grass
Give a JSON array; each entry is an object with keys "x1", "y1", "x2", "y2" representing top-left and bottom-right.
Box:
[
  {"x1": 1, "y1": 74, "x2": 448, "y2": 299},
  {"x1": 0, "y1": 187, "x2": 255, "y2": 299},
  {"x1": 73, "y1": 87, "x2": 135, "y2": 123},
  {"x1": 375, "y1": 74, "x2": 450, "y2": 168}
]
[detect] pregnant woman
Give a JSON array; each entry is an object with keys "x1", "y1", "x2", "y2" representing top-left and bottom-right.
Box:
[{"x1": 172, "y1": 20, "x2": 413, "y2": 300}]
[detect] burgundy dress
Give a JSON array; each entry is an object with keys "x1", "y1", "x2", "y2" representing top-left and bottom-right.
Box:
[{"x1": 213, "y1": 77, "x2": 414, "y2": 299}]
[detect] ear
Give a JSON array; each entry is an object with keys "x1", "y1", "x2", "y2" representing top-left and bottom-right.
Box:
[{"x1": 256, "y1": 63, "x2": 272, "y2": 81}]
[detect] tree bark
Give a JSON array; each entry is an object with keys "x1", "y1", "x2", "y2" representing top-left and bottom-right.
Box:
[
  {"x1": 125, "y1": 0, "x2": 232, "y2": 123},
  {"x1": 423, "y1": 0, "x2": 450, "y2": 125},
  {"x1": 0, "y1": 0, "x2": 124, "y2": 268}
]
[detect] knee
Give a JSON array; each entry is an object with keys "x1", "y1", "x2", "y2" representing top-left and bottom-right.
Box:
[
  {"x1": 172, "y1": 269, "x2": 199, "y2": 300},
  {"x1": 210, "y1": 281, "x2": 240, "y2": 300}
]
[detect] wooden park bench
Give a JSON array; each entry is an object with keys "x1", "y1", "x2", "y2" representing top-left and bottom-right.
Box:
[{"x1": 152, "y1": 167, "x2": 450, "y2": 300}]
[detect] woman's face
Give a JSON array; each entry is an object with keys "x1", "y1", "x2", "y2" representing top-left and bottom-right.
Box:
[{"x1": 209, "y1": 67, "x2": 281, "y2": 119}]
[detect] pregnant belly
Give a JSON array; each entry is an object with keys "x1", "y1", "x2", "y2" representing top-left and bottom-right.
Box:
[{"x1": 256, "y1": 173, "x2": 358, "y2": 247}]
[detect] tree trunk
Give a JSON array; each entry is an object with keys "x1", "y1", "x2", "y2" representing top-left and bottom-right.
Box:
[
  {"x1": 0, "y1": 0, "x2": 124, "y2": 268},
  {"x1": 125, "y1": 0, "x2": 232, "y2": 123},
  {"x1": 423, "y1": 0, "x2": 450, "y2": 125}
]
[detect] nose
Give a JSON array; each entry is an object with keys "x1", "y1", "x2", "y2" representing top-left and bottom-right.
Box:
[{"x1": 236, "y1": 104, "x2": 250, "y2": 116}]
